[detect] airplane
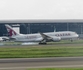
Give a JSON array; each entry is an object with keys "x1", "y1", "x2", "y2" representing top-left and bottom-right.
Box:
[
  {"x1": 0, "y1": 36, "x2": 9, "y2": 41},
  {"x1": 5, "y1": 24, "x2": 79, "y2": 44}
]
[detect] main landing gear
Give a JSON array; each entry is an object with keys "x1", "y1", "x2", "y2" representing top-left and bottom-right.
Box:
[{"x1": 39, "y1": 42, "x2": 47, "y2": 45}]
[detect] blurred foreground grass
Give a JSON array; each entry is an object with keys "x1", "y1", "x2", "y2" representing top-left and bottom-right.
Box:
[
  {"x1": 0, "y1": 39, "x2": 83, "y2": 58},
  {"x1": 0, "y1": 45, "x2": 83, "y2": 58}
]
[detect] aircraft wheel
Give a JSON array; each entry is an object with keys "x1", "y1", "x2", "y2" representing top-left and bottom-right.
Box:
[{"x1": 39, "y1": 42, "x2": 47, "y2": 45}]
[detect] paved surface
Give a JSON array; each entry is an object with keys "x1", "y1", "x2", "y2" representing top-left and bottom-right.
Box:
[
  {"x1": 0, "y1": 57, "x2": 83, "y2": 70},
  {"x1": 0, "y1": 43, "x2": 83, "y2": 48}
]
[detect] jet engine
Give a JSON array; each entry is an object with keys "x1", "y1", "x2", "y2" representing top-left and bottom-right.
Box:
[{"x1": 51, "y1": 36, "x2": 61, "y2": 42}]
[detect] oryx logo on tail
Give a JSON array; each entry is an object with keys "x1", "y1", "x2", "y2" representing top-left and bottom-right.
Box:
[{"x1": 5, "y1": 25, "x2": 18, "y2": 37}]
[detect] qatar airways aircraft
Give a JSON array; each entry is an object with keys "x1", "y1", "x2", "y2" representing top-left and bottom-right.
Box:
[
  {"x1": 5, "y1": 25, "x2": 79, "y2": 44},
  {"x1": 0, "y1": 36, "x2": 9, "y2": 41}
]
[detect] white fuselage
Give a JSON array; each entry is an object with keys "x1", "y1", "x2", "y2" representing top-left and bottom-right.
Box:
[{"x1": 12, "y1": 31, "x2": 79, "y2": 42}]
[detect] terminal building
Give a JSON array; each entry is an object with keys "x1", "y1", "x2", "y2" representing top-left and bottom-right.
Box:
[{"x1": 0, "y1": 20, "x2": 83, "y2": 38}]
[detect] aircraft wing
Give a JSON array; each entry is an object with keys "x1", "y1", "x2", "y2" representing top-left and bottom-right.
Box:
[
  {"x1": 39, "y1": 32, "x2": 53, "y2": 41},
  {"x1": 39, "y1": 32, "x2": 61, "y2": 42}
]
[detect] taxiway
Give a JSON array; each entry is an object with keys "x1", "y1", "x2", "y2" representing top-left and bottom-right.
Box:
[{"x1": 0, "y1": 57, "x2": 83, "y2": 70}]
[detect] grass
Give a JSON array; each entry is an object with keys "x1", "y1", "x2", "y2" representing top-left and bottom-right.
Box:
[
  {"x1": 28, "y1": 68, "x2": 83, "y2": 70},
  {"x1": 0, "y1": 39, "x2": 83, "y2": 58},
  {"x1": 0, "y1": 45, "x2": 83, "y2": 58}
]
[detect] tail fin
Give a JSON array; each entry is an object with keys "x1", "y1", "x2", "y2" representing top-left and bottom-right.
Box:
[{"x1": 5, "y1": 25, "x2": 19, "y2": 37}]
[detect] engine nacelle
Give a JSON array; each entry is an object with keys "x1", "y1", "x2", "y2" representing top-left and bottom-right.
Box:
[{"x1": 51, "y1": 37, "x2": 61, "y2": 42}]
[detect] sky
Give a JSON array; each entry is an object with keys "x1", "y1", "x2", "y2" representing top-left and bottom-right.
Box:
[{"x1": 0, "y1": 0, "x2": 83, "y2": 20}]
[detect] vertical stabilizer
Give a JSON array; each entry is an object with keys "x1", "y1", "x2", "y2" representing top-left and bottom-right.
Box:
[{"x1": 5, "y1": 25, "x2": 19, "y2": 37}]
